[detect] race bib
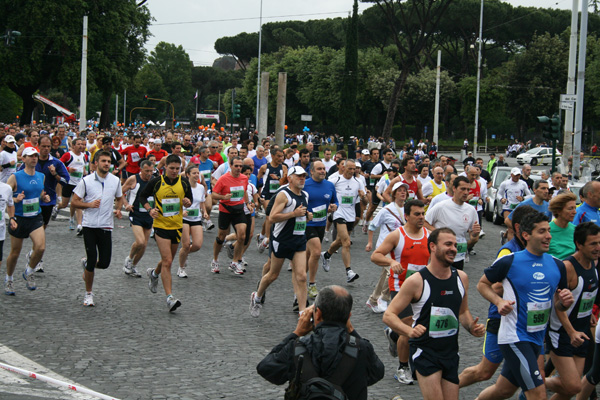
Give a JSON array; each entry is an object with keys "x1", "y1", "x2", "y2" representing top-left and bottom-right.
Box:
[
  {"x1": 526, "y1": 301, "x2": 551, "y2": 332},
  {"x1": 578, "y1": 290, "x2": 597, "y2": 319},
  {"x1": 369, "y1": 178, "x2": 376, "y2": 186},
  {"x1": 140, "y1": 196, "x2": 154, "y2": 212},
  {"x1": 201, "y1": 170, "x2": 211, "y2": 182},
  {"x1": 456, "y1": 242, "x2": 468, "y2": 255},
  {"x1": 162, "y1": 197, "x2": 180, "y2": 217},
  {"x1": 23, "y1": 197, "x2": 40, "y2": 217},
  {"x1": 405, "y1": 263, "x2": 426, "y2": 279},
  {"x1": 186, "y1": 208, "x2": 199, "y2": 217},
  {"x1": 71, "y1": 170, "x2": 83, "y2": 178},
  {"x1": 131, "y1": 152, "x2": 140, "y2": 163},
  {"x1": 429, "y1": 306, "x2": 459, "y2": 338},
  {"x1": 230, "y1": 186, "x2": 244, "y2": 202},
  {"x1": 469, "y1": 197, "x2": 479, "y2": 207},
  {"x1": 294, "y1": 216, "x2": 307, "y2": 235},
  {"x1": 311, "y1": 204, "x2": 327, "y2": 222},
  {"x1": 510, "y1": 203, "x2": 518, "y2": 209},
  {"x1": 269, "y1": 181, "x2": 280, "y2": 193},
  {"x1": 341, "y1": 196, "x2": 354, "y2": 205}
]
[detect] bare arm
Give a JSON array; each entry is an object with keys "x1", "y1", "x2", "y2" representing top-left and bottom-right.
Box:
[
  {"x1": 270, "y1": 191, "x2": 305, "y2": 223},
  {"x1": 382, "y1": 274, "x2": 426, "y2": 338},
  {"x1": 477, "y1": 274, "x2": 514, "y2": 316}
]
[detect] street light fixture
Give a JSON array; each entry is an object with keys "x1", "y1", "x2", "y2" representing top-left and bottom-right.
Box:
[{"x1": 144, "y1": 96, "x2": 175, "y2": 129}]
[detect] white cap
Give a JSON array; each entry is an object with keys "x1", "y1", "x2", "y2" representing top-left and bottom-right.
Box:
[
  {"x1": 355, "y1": 161, "x2": 361, "y2": 167},
  {"x1": 22, "y1": 147, "x2": 39, "y2": 157},
  {"x1": 392, "y1": 181, "x2": 409, "y2": 192},
  {"x1": 288, "y1": 166, "x2": 307, "y2": 176},
  {"x1": 511, "y1": 167, "x2": 521, "y2": 175},
  {"x1": 152, "y1": 138, "x2": 162, "y2": 144},
  {"x1": 4, "y1": 135, "x2": 15, "y2": 143},
  {"x1": 361, "y1": 149, "x2": 370, "y2": 155}
]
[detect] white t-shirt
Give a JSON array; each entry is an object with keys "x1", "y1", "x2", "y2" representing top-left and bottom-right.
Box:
[
  {"x1": 247, "y1": 150, "x2": 257, "y2": 158},
  {"x1": 183, "y1": 184, "x2": 206, "y2": 222},
  {"x1": 370, "y1": 161, "x2": 392, "y2": 177},
  {"x1": 213, "y1": 163, "x2": 230, "y2": 180},
  {"x1": 368, "y1": 202, "x2": 405, "y2": 247},
  {"x1": 425, "y1": 198, "x2": 478, "y2": 262},
  {"x1": 322, "y1": 159, "x2": 336, "y2": 172},
  {"x1": 497, "y1": 179, "x2": 531, "y2": 210},
  {"x1": 422, "y1": 180, "x2": 445, "y2": 198},
  {"x1": 0, "y1": 182, "x2": 14, "y2": 240},
  {"x1": 427, "y1": 192, "x2": 451, "y2": 211},
  {"x1": 74, "y1": 173, "x2": 123, "y2": 229},
  {"x1": 329, "y1": 175, "x2": 364, "y2": 222},
  {"x1": 0, "y1": 151, "x2": 18, "y2": 183},
  {"x1": 417, "y1": 175, "x2": 432, "y2": 186}
]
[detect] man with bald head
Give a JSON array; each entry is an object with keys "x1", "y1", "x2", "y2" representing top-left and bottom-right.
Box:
[
  {"x1": 257, "y1": 285, "x2": 385, "y2": 399},
  {"x1": 422, "y1": 166, "x2": 446, "y2": 211}
]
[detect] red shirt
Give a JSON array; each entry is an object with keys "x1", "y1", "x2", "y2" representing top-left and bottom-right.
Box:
[
  {"x1": 148, "y1": 149, "x2": 168, "y2": 162},
  {"x1": 119, "y1": 145, "x2": 148, "y2": 174},
  {"x1": 213, "y1": 173, "x2": 248, "y2": 213},
  {"x1": 209, "y1": 152, "x2": 224, "y2": 167},
  {"x1": 22, "y1": 142, "x2": 40, "y2": 152}
]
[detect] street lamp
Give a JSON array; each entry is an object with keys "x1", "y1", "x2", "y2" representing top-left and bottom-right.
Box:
[
  {"x1": 144, "y1": 96, "x2": 175, "y2": 129},
  {"x1": 129, "y1": 107, "x2": 156, "y2": 125},
  {"x1": 255, "y1": 0, "x2": 263, "y2": 132},
  {"x1": 473, "y1": 0, "x2": 484, "y2": 158}
]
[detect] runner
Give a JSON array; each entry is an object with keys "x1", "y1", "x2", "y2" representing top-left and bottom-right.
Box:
[
  {"x1": 139, "y1": 154, "x2": 193, "y2": 312},
  {"x1": 382, "y1": 227, "x2": 485, "y2": 400},
  {"x1": 421, "y1": 166, "x2": 445, "y2": 211},
  {"x1": 425, "y1": 176, "x2": 480, "y2": 270},
  {"x1": 365, "y1": 181, "x2": 409, "y2": 313},
  {"x1": 195, "y1": 145, "x2": 216, "y2": 231},
  {"x1": 210, "y1": 157, "x2": 250, "y2": 275},
  {"x1": 72, "y1": 151, "x2": 124, "y2": 307},
  {"x1": 0, "y1": 176, "x2": 15, "y2": 294},
  {"x1": 362, "y1": 148, "x2": 382, "y2": 226},
  {"x1": 250, "y1": 166, "x2": 312, "y2": 317},
  {"x1": 119, "y1": 134, "x2": 147, "y2": 180},
  {"x1": 304, "y1": 161, "x2": 338, "y2": 298},
  {"x1": 428, "y1": 172, "x2": 456, "y2": 210},
  {"x1": 476, "y1": 212, "x2": 574, "y2": 400},
  {"x1": 121, "y1": 160, "x2": 155, "y2": 278},
  {"x1": 385, "y1": 155, "x2": 425, "y2": 202},
  {"x1": 545, "y1": 222, "x2": 599, "y2": 399},
  {"x1": 497, "y1": 167, "x2": 531, "y2": 222},
  {"x1": 256, "y1": 148, "x2": 287, "y2": 252},
  {"x1": 56, "y1": 138, "x2": 86, "y2": 234},
  {"x1": 5, "y1": 148, "x2": 50, "y2": 293},
  {"x1": 372, "y1": 199, "x2": 431, "y2": 386},
  {"x1": 177, "y1": 164, "x2": 209, "y2": 278},
  {"x1": 503, "y1": 180, "x2": 551, "y2": 243},
  {"x1": 0, "y1": 135, "x2": 18, "y2": 183},
  {"x1": 321, "y1": 159, "x2": 367, "y2": 283}
]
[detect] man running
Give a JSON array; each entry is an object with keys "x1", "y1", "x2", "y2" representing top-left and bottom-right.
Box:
[
  {"x1": 121, "y1": 160, "x2": 155, "y2": 278},
  {"x1": 195, "y1": 145, "x2": 216, "y2": 231},
  {"x1": 6, "y1": 147, "x2": 50, "y2": 293},
  {"x1": 382, "y1": 228, "x2": 485, "y2": 400},
  {"x1": 425, "y1": 176, "x2": 480, "y2": 270},
  {"x1": 256, "y1": 148, "x2": 287, "y2": 252},
  {"x1": 250, "y1": 166, "x2": 312, "y2": 317},
  {"x1": 321, "y1": 159, "x2": 367, "y2": 283},
  {"x1": 72, "y1": 151, "x2": 124, "y2": 306},
  {"x1": 476, "y1": 212, "x2": 574, "y2": 400},
  {"x1": 211, "y1": 157, "x2": 250, "y2": 275},
  {"x1": 119, "y1": 134, "x2": 148, "y2": 181},
  {"x1": 304, "y1": 161, "x2": 338, "y2": 298},
  {"x1": 422, "y1": 166, "x2": 446, "y2": 211},
  {"x1": 57, "y1": 138, "x2": 86, "y2": 233},
  {"x1": 139, "y1": 154, "x2": 193, "y2": 312},
  {"x1": 0, "y1": 134, "x2": 18, "y2": 183}
]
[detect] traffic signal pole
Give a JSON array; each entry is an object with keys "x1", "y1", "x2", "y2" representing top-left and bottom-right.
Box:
[{"x1": 573, "y1": 0, "x2": 589, "y2": 180}]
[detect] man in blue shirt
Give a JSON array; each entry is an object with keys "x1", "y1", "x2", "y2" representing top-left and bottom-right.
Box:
[
  {"x1": 574, "y1": 181, "x2": 600, "y2": 226},
  {"x1": 304, "y1": 161, "x2": 337, "y2": 298}
]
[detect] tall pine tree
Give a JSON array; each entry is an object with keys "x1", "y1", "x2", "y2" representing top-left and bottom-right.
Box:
[{"x1": 338, "y1": 0, "x2": 359, "y2": 139}]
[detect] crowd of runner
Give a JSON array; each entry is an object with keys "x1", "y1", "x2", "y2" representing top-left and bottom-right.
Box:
[{"x1": 1, "y1": 122, "x2": 600, "y2": 399}]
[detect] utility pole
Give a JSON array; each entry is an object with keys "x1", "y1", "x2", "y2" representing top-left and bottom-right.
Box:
[
  {"x1": 275, "y1": 72, "x2": 287, "y2": 148},
  {"x1": 258, "y1": 72, "x2": 269, "y2": 141},
  {"x1": 562, "y1": 0, "x2": 579, "y2": 171},
  {"x1": 473, "y1": 0, "x2": 484, "y2": 158},
  {"x1": 255, "y1": 0, "x2": 264, "y2": 132},
  {"x1": 433, "y1": 50, "x2": 441, "y2": 147},
  {"x1": 573, "y1": 0, "x2": 589, "y2": 180},
  {"x1": 78, "y1": 16, "x2": 88, "y2": 134}
]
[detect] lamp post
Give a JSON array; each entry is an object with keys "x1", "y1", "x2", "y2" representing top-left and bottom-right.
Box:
[
  {"x1": 473, "y1": 0, "x2": 484, "y2": 158},
  {"x1": 129, "y1": 107, "x2": 156, "y2": 125},
  {"x1": 255, "y1": 0, "x2": 263, "y2": 132},
  {"x1": 145, "y1": 97, "x2": 175, "y2": 129}
]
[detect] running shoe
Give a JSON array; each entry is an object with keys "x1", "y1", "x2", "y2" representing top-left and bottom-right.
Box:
[
  {"x1": 23, "y1": 271, "x2": 36, "y2": 290},
  {"x1": 324, "y1": 230, "x2": 331, "y2": 243},
  {"x1": 287, "y1": 262, "x2": 292, "y2": 271},
  {"x1": 129, "y1": 266, "x2": 142, "y2": 278},
  {"x1": 258, "y1": 237, "x2": 269, "y2": 253},
  {"x1": 25, "y1": 250, "x2": 32, "y2": 269},
  {"x1": 226, "y1": 241, "x2": 234, "y2": 260},
  {"x1": 150, "y1": 228, "x2": 155, "y2": 238},
  {"x1": 81, "y1": 257, "x2": 87, "y2": 271},
  {"x1": 241, "y1": 257, "x2": 248, "y2": 267},
  {"x1": 147, "y1": 268, "x2": 159, "y2": 293},
  {"x1": 34, "y1": 259, "x2": 44, "y2": 273},
  {"x1": 177, "y1": 267, "x2": 188, "y2": 278},
  {"x1": 229, "y1": 261, "x2": 244, "y2": 275},
  {"x1": 384, "y1": 327, "x2": 398, "y2": 358},
  {"x1": 167, "y1": 296, "x2": 182, "y2": 312},
  {"x1": 123, "y1": 256, "x2": 134, "y2": 275},
  {"x1": 250, "y1": 291, "x2": 262, "y2": 317},
  {"x1": 377, "y1": 296, "x2": 388, "y2": 312},
  {"x1": 500, "y1": 230, "x2": 507, "y2": 245},
  {"x1": 366, "y1": 299, "x2": 385, "y2": 313},
  {"x1": 205, "y1": 220, "x2": 215, "y2": 231},
  {"x1": 308, "y1": 285, "x2": 318, "y2": 299},
  {"x1": 211, "y1": 260, "x2": 220, "y2": 274},
  {"x1": 479, "y1": 230, "x2": 486, "y2": 238},
  {"x1": 76, "y1": 225, "x2": 83, "y2": 236},
  {"x1": 346, "y1": 269, "x2": 359, "y2": 283},
  {"x1": 394, "y1": 366, "x2": 414, "y2": 385},
  {"x1": 69, "y1": 217, "x2": 75, "y2": 230},
  {"x1": 362, "y1": 223, "x2": 368, "y2": 234},
  {"x1": 51, "y1": 206, "x2": 59, "y2": 220},
  {"x1": 83, "y1": 292, "x2": 94, "y2": 307},
  {"x1": 320, "y1": 252, "x2": 331, "y2": 272},
  {"x1": 256, "y1": 234, "x2": 262, "y2": 251},
  {"x1": 4, "y1": 279, "x2": 14, "y2": 296}
]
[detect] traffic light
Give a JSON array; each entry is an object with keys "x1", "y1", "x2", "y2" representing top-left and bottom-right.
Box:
[
  {"x1": 144, "y1": 95, "x2": 148, "y2": 101},
  {"x1": 233, "y1": 104, "x2": 241, "y2": 119},
  {"x1": 2, "y1": 30, "x2": 21, "y2": 46},
  {"x1": 537, "y1": 113, "x2": 561, "y2": 141}
]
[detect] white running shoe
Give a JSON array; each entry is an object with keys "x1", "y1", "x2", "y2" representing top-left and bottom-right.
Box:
[
  {"x1": 229, "y1": 261, "x2": 244, "y2": 275},
  {"x1": 123, "y1": 256, "x2": 134, "y2": 275},
  {"x1": 147, "y1": 268, "x2": 159, "y2": 293},
  {"x1": 257, "y1": 237, "x2": 269, "y2": 253},
  {"x1": 320, "y1": 252, "x2": 331, "y2": 272},
  {"x1": 83, "y1": 292, "x2": 95, "y2": 307},
  {"x1": 167, "y1": 296, "x2": 181, "y2": 312},
  {"x1": 346, "y1": 269, "x2": 359, "y2": 283},
  {"x1": 377, "y1": 296, "x2": 388, "y2": 312},
  {"x1": 225, "y1": 241, "x2": 235, "y2": 260},
  {"x1": 394, "y1": 366, "x2": 414, "y2": 385},
  {"x1": 324, "y1": 230, "x2": 331, "y2": 243},
  {"x1": 250, "y1": 291, "x2": 262, "y2": 317},
  {"x1": 211, "y1": 260, "x2": 220, "y2": 274},
  {"x1": 177, "y1": 268, "x2": 188, "y2": 278}
]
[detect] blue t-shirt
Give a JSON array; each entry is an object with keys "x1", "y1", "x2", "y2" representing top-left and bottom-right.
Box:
[
  {"x1": 14, "y1": 170, "x2": 45, "y2": 217},
  {"x1": 508, "y1": 198, "x2": 552, "y2": 220},
  {"x1": 484, "y1": 249, "x2": 567, "y2": 346},
  {"x1": 197, "y1": 159, "x2": 214, "y2": 190},
  {"x1": 574, "y1": 202, "x2": 600, "y2": 226},
  {"x1": 252, "y1": 155, "x2": 268, "y2": 183},
  {"x1": 487, "y1": 238, "x2": 527, "y2": 320},
  {"x1": 304, "y1": 178, "x2": 338, "y2": 227}
]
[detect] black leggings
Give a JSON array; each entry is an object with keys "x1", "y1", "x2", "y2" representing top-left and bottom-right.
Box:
[{"x1": 82, "y1": 227, "x2": 112, "y2": 271}]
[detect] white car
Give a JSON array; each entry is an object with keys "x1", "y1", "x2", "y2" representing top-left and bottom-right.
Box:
[{"x1": 516, "y1": 147, "x2": 562, "y2": 166}]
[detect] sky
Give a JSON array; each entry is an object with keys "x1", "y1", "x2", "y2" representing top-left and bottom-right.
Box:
[{"x1": 144, "y1": 0, "x2": 575, "y2": 67}]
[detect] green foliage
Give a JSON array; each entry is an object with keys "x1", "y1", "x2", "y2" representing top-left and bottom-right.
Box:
[{"x1": 0, "y1": 86, "x2": 22, "y2": 122}]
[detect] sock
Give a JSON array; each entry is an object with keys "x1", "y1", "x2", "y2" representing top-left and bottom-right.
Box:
[
  {"x1": 323, "y1": 251, "x2": 331, "y2": 259},
  {"x1": 6, "y1": 275, "x2": 12, "y2": 282},
  {"x1": 345, "y1": 267, "x2": 351, "y2": 272},
  {"x1": 167, "y1": 294, "x2": 173, "y2": 300},
  {"x1": 309, "y1": 282, "x2": 316, "y2": 286},
  {"x1": 399, "y1": 361, "x2": 408, "y2": 368},
  {"x1": 26, "y1": 266, "x2": 34, "y2": 275},
  {"x1": 255, "y1": 294, "x2": 262, "y2": 302},
  {"x1": 152, "y1": 270, "x2": 159, "y2": 278},
  {"x1": 87, "y1": 291, "x2": 93, "y2": 295},
  {"x1": 259, "y1": 234, "x2": 265, "y2": 240}
]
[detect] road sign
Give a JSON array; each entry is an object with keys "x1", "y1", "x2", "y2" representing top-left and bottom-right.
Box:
[
  {"x1": 301, "y1": 114, "x2": 312, "y2": 122},
  {"x1": 560, "y1": 102, "x2": 574, "y2": 111},
  {"x1": 560, "y1": 94, "x2": 577, "y2": 102},
  {"x1": 196, "y1": 113, "x2": 220, "y2": 122}
]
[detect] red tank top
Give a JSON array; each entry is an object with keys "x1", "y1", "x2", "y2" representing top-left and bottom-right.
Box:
[
  {"x1": 388, "y1": 226, "x2": 430, "y2": 292},
  {"x1": 401, "y1": 175, "x2": 419, "y2": 200}
]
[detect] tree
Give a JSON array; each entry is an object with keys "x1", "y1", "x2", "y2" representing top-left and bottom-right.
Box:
[
  {"x1": 361, "y1": 0, "x2": 454, "y2": 140},
  {"x1": 338, "y1": 0, "x2": 360, "y2": 138}
]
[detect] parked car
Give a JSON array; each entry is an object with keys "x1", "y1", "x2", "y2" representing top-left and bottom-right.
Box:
[
  {"x1": 485, "y1": 166, "x2": 513, "y2": 224},
  {"x1": 516, "y1": 147, "x2": 562, "y2": 166}
]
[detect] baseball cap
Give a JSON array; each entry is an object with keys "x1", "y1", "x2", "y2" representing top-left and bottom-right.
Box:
[
  {"x1": 102, "y1": 137, "x2": 113, "y2": 144},
  {"x1": 355, "y1": 161, "x2": 362, "y2": 167},
  {"x1": 288, "y1": 166, "x2": 307, "y2": 176},
  {"x1": 22, "y1": 147, "x2": 39, "y2": 157},
  {"x1": 392, "y1": 181, "x2": 409, "y2": 192},
  {"x1": 152, "y1": 138, "x2": 162, "y2": 144},
  {"x1": 511, "y1": 167, "x2": 521, "y2": 175},
  {"x1": 361, "y1": 149, "x2": 370, "y2": 155},
  {"x1": 4, "y1": 135, "x2": 15, "y2": 143}
]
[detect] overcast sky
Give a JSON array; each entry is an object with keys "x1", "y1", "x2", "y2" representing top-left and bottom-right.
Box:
[{"x1": 144, "y1": 0, "x2": 575, "y2": 66}]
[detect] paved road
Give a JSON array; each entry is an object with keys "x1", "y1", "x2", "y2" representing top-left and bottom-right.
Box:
[{"x1": 0, "y1": 199, "x2": 515, "y2": 400}]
